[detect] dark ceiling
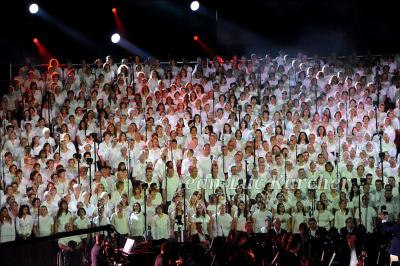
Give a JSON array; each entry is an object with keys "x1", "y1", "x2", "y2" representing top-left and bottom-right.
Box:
[{"x1": 1, "y1": 0, "x2": 399, "y2": 65}]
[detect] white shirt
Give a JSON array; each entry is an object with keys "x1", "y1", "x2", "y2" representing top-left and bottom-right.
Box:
[
  {"x1": 74, "y1": 216, "x2": 90, "y2": 239},
  {"x1": 161, "y1": 174, "x2": 181, "y2": 202},
  {"x1": 252, "y1": 209, "x2": 273, "y2": 233},
  {"x1": 0, "y1": 220, "x2": 16, "y2": 243},
  {"x1": 111, "y1": 212, "x2": 129, "y2": 235},
  {"x1": 356, "y1": 206, "x2": 377, "y2": 233},
  {"x1": 56, "y1": 212, "x2": 73, "y2": 233},
  {"x1": 17, "y1": 215, "x2": 34, "y2": 236},
  {"x1": 213, "y1": 213, "x2": 232, "y2": 237},
  {"x1": 314, "y1": 210, "x2": 334, "y2": 230},
  {"x1": 151, "y1": 214, "x2": 170, "y2": 240},
  {"x1": 129, "y1": 212, "x2": 145, "y2": 237},
  {"x1": 38, "y1": 215, "x2": 54, "y2": 237},
  {"x1": 334, "y1": 209, "x2": 352, "y2": 229}
]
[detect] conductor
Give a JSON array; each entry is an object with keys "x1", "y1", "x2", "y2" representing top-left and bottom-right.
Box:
[{"x1": 380, "y1": 212, "x2": 400, "y2": 266}]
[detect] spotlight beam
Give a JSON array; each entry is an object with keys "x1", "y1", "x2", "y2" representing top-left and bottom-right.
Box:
[
  {"x1": 115, "y1": 37, "x2": 151, "y2": 59},
  {"x1": 112, "y1": 8, "x2": 127, "y2": 36},
  {"x1": 33, "y1": 38, "x2": 53, "y2": 62},
  {"x1": 31, "y1": 9, "x2": 103, "y2": 54}
]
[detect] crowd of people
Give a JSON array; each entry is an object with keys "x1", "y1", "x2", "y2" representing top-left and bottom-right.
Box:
[{"x1": 0, "y1": 51, "x2": 400, "y2": 265}]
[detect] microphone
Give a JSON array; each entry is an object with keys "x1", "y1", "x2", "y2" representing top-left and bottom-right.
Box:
[
  {"x1": 372, "y1": 130, "x2": 383, "y2": 138},
  {"x1": 210, "y1": 155, "x2": 214, "y2": 162}
]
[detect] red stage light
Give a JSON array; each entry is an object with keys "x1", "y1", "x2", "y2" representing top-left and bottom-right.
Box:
[
  {"x1": 33, "y1": 38, "x2": 39, "y2": 44},
  {"x1": 193, "y1": 35, "x2": 199, "y2": 41},
  {"x1": 112, "y1": 7, "x2": 117, "y2": 13}
]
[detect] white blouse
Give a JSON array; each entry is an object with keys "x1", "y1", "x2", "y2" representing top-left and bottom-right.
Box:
[
  {"x1": 0, "y1": 220, "x2": 16, "y2": 243},
  {"x1": 151, "y1": 214, "x2": 170, "y2": 240},
  {"x1": 17, "y1": 215, "x2": 34, "y2": 236},
  {"x1": 129, "y1": 212, "x2": 145, "y2": 237},
  {"x1": 38, "y1": 215, "x2": 54, "y2": 237}
]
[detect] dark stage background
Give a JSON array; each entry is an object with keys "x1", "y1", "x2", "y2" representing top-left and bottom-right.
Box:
[{"x1": 0, "y1": 0, "x2": 398, "y2": 66}]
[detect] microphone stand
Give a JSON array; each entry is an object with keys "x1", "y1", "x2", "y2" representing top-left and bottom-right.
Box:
[
  {"x1": 0, "y1": 147, "x2": 4, "y2": 191},
  {"x1": 98, "y1": 113, "x2": 103, "y2": 143},
  {"x1": 309, "y1": 189, "x2": 316, "y2": 218},
  {"x1": 345, "y1": 100, "x2": 349, "y2": 136},
  {"x1": 145, "y1": 121, "x2": 148, "y2": 143},
  {"x1": 314, "y1": 85, "x2": 318, "y2": 116},
  {"x1": 47, "y1": 92, "x2": 53, "y2": 136},
  {"x1": 199, "y1": 106, "x2": 203, "y2": 135},
  {"x1": 335, "y1": 153, "x2": 339, "y2": 188},
  {"x1": 222, "y1": 135, "x2": 225, "y2": 175},
  {"x1": 92, "y1": 133, "x2": 98, "y2": 172},
  {"x1": 238, "y1": 105, "x2": 242, "y2": 129},
  {"x1": 244, "y1": 160, "x2": 249, "y2": 216},
  {"x1": 37, "y1": 203, "x2": 40, "y2": 237},
  {"x1": 283, "y1": 111, "x2": 286, "y2": 137},
  {"x1": 170, "y1": 141, "x2": 174, "y2": 169},
  {"x1": 142, "y1": 183, "x2": 148, "y2": 241},
  {"x1": 358, "y1": 187, "x2": 362, "y2": 226},
  {"x1": 212, "y1": 89, "x2": 215, "y2": 117},
  {"x1": 75, "y1": 153, "x2": 81, "y2": 185},
  {"x1": 378, "y1": 132, "x2": 384, "y2": 185},
  {"x1": 215, "y1": 198, "x2": 218, "y2": 238},
  {"x1": 164, "y1": 158, "x2": 168, "y2": 206},
  {"x1": 87, "y1": 157, "x2": 93, "y2": 195},
  {"x1": 220, "y1": 225, "x2": 225, "y2": 238},
  {"x1": 374, "y1": 68, "x2": 385, "y2": 185},
  {"x1": 128, "y1": 145, "x2": 131, "y2": 200},
  {"x1": 284, "y1": 153, "x2": 287, "y2": 184},
  {"x1": 336, "y1": 131, "x2": 340, "y2": 187},
  {"x1": 258, "y1": 63, "x2": 262, "y2": 104},
  {"x1": 253, "y1": 137, "x2": 256, "y2": 170},
  {"x1": 57, "y1": 128, "x2": 61, "y2": 158},
  {"x1": 182, "y1": 183, "x2": 186, "y2": 242},
  {"x1": 375, "y1": 67, "x2": 380, "y2": 131}
]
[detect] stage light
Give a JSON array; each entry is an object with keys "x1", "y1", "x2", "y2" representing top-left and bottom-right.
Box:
[
  {"x1": 29, "y1": 3, "x2": 39, "y2": 14},
  {"x1": 193, "y1": 35, "x2": 199, "y2": 41},
  {"x1": 112, "y1": 7, "x2": 117, "y2": 13},
  {"x1": 190, "y1": 1, "x2": 200, "y2": 11},
  {"x1": 111, "y1": 33, "x2": 121, "y2": 44},
  {"x1": 33, "y1": 38, "x2": 39, "y2": 44}
]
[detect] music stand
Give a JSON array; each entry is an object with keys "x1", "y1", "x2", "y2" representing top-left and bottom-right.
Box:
[{"x1": 122, "y1": 238, "x2": 135, "y2": 255}]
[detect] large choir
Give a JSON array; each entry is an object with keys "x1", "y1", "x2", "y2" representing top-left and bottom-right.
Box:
[{"x1": 0, "y1": 52, "x2": 400, "y2": 265}]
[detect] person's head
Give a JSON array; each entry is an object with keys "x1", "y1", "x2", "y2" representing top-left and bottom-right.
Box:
[
  {"x1": 277, "y1": 203, "x2": 285, "y2": 214},
  {"x1": 308, "y1": 218, "x2": 317, "y2": 230},
  {"x1": 273, "y1": 218, "x2": 281, "y2": 230},
  {"x1": 362, "y1": 195, "x2": 369, "y2": 206},
  {"x1": 0, "y1": 207, "x2": 9, "y2": 219},
  {"x1": 265, "y1": 217, "x2": 272, "y2": 228},
  {"x1": 95, "y1": 234, "x2": 105, "y2": 246},
  {"x1": 339, "y1": 199, "x2": 347, "y2": 210},
  {"x1": 78, "y1": 207, "x2": 86, "y2": 218},
  {"x1": 133, "y1": 202, "x2": 141, "y2": 213},
  {"x1": 18, "y1": 205, "x2": 30, "y2": 217},
  {"x1": 155, "y1": 204, "x2": 163, "y2": 215},
  {"x1": 65, "y1": 222, "x2": 74, "y2": 232},
  {"x1": 195, "y1": 222, "x2": 203, "y2": 233},
  {"x1": 346, "y1": 217, "x2": 354, "y2": 229},
  {"x1": 40, "y1": 206, "x2": 48, "y2": 217}
]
